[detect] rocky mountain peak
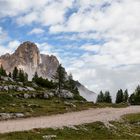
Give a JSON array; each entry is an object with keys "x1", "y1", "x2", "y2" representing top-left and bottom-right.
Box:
[
  {"x1": 15, "y1": 41, "x2": 39, "y2": 54},
  {"x1": 14, "y1": 41, "x2": 40, "y2": 67},
  {"x1": 0, "y1": 41, "x2": 59, "y2": 80},
  {"x1": 13, "y1": 41, "x2": 40, "y2": 66}
]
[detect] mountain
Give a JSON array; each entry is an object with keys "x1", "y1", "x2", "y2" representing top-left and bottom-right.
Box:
[
  {"x1": 76, "y1": 81, "x2": 96, "y2": 102},
  {"x1": 0, "y1": 41, "x2": 96, "y2": 101},
  {"x1": 0, "y1": 41, "x2": 59, "y2": 80}
]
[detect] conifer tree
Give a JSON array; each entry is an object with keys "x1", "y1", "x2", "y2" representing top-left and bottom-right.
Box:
[
  {"x1": 0, "y1": 65, "x2": 7, "y2": 76},
  {"x1": 123, "y1": 89, "x2": 129, "y2": 102},
  {"x1": 129, "y1": 86, "x2": 140, "y2": 105},
  {"x1": 96, "y1": 91, "x2": 104, "y2": 103},
  {"x1": 32, "y1": 71, "x2": 39, "y2": 82},
  {"x1": 115, "y1": 89, "x2": 124, "y2": 103},
  {"x1": 8, "y1": 72, "x2": 12, "y2": 78},
  {"x1": 104, "y1": 91, "x2": 112, "y2": 103},
  {"x1": 53, "y1": 64, "x2": 66, "y2": 93},
  {"x1": 67, "y1": 73, "x2": 75, "y2": 91},
  {"x1": 24, "y1": 73, "x2": 28, "y2": 82},
  {"x1": 12, "y1": 67, "x2": 18, "y2": 81},
  {"x1": 18, "y1": 69, "x2": 28, "y2": 82}
]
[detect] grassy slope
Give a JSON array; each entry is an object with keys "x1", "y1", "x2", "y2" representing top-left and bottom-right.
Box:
[
  {"x1": 0, "y1": 92, "x2": 95, "y2": 117},
  {"x1": 0, "y1": 113, "x2": 140, "y2": 140},
  {"x1": 0, "y1": 91, "x2": 128, "y2": 118}
]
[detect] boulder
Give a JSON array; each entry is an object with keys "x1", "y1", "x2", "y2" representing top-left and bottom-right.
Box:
[
  {"x1": 0, "y1": 113, "x2": 13, "y2": 120},
  {"x1": 16, "y1": 87, "x2": 28, "y2": 92},
  {"x1": 43, "y1": 93, "x2": 49, "y2": 99},
  {"x1": 31, "y1": 93, "x2": 36, "y2": 98},
  {"x1": 23, "y1": 93, "x2": 31, "y2": 99},
  {"x1": 0, "y1": 113, "x2": 24, "y2": 120},
  {"x1": 3, "y1": 86, "x2": 9, "y2": 91},
  {"x1": 15, "y1": 113, "x2": 24, "y2": 118},
  {"x1": 58, "y1": 90, "x2": 74, "y2": 99},
  {"x1": 48, "y1": 92, "x2": 54, "y2": 97},
  {"x1": 8, "y1": 85, "x2": 14, "y2": 90},
  {"x1": 26, "y1": 87, "x2": 35, "y2": 91},
  {"x1": 64, "y1": 101, "x2": 76, "y2": 108},
  {"x1": 43, "y1": 91, "x2": 55, "y2": 99},
  {"x1": 42, "y1": 135, "x2": 56, "y2": 140},
  {"x1": 0, "y1": 76, "x2": 9, "y2": 81},
  {"x1": 18, "y1": 82, "x2": 24, "y2": 86}
]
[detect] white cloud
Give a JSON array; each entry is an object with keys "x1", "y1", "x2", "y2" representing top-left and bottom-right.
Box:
[
  {"x1": 0, "y1": 0, "x2": 74, "y2": 26},
  {"x1": 8, "y1": 40, "x2": 20, "y2": 50},
  {"x1": 0, "y1": 0, "x2": 49, "y2": 18},
  {"x1": 39, "y1": 1, "x2": 73, "y2": 26},
  {"x1": 16, "y1": 12, "x2": 38, "y2": 25},
  {"x1": 50, "y1": 0, "x2": 140, "y2": 35},
  {"x1": 0, "y1": 40, "x2": 20, "y2": 55},
  {"x1": 29, "y1": 28, "x2": 45, "y2": 35},
  {"x1": 80, "y1": 44, "x2": 101, "y2": 53},
  {"x1": 0, "y1": 27, "x2": 9, "y2": 43},
  {"x1": 0, "y1": 27, "x2": 3, "y2": 34}
]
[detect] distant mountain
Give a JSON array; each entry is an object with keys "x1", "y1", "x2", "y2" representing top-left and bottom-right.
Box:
[
  {"x1": 0, "y1": 41, "x2": 96, "y2": 101},
  {"x1": 76, "y1": 81, "x2": 96, "y2": 102}
]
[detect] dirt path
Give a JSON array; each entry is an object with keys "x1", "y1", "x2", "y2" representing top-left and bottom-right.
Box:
[{"x1": 0, "y1": 106, "x2": 140, "y2": 133}]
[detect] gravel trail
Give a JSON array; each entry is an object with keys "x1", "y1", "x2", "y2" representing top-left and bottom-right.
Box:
[{"x1": 0, "y1": 106, "x2": 140, "y2": 133}]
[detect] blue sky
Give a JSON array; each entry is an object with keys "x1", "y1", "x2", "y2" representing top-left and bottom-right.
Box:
[{"x1": 0, "y1": 0, "x2": 140, "y2": 99}]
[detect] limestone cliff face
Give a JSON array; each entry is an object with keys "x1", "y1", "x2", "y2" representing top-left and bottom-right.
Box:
[{"x1": 0, "y1": 41, "x2": 59, "y2": 80}]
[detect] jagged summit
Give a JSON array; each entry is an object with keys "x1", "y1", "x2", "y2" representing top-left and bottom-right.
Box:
[
  {"x1": 15, "y1": 41, "x2": 39, "y2": 55},
  {"x1": 0, "y1": 41, "x2": 59, "y2": 80},
  {"x1": 14, "y1": 41, "x2": 40, "y2": 67}
]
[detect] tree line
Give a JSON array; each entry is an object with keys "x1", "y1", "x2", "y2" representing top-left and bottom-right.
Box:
[
  {"x1": 96, "y1": 87, "x2": 140, "y2": 105},
  {"x1": 0, "y1": 64, "x2": 80, "y2": 97},
  {"x1": 0, "y1": 65, "x2": 28, "y2": 82},
  {"x1": 0, "y1": 64, "x2": 74, "y2": 90}
]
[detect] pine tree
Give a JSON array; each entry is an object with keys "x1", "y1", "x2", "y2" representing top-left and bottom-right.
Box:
[
  {"x1": 18, "y1": 69, "x2": 27, "y2": 82},
  {"x1": 67, "y1": 73, "x2": 75, "y2": 91},
  {"x1": 24, "y1": 73, "x2": 28, "y2": 82},
  {"x1": 123, "y1": 89, "x2": 129, "y2": 102},
  {"x1": 12, "y1": 67, "x2": 18, "y2": 81},
  {"x1": 129, "y1": 85, "x2": 140, "y2": 105},
  {"x1": 32, "y1": 71, "x2": 39, "y2": 82},
  {"x1": 53, "y1": 64, "x2": 66, "y2": 93},
  {"x1": 104, "y1": 91, "x2": 112, "y2": 103},
  {"x1": 8, "y1": 72, "x2": 12, "y2": 78},
  {"x1": 0, "y1": 65, "x2": 7, "y2": 76},
  {"x1": 115, "y1": 89, "x2": 124, "y2": 103},
  {"x1": 96, "y1": 91, "x2": 104, "y2": 103}
]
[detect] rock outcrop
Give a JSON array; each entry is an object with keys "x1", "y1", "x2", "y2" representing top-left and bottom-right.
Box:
[
  {"x1": 0, "y1": 113, "x2": 24, "y2": 120},
  {"x1": 0, "y1": 85, "x2": 35, "y2": 92},
  {"x1": 0, "y1": 41, "x2": 59, "y2": 80}
]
